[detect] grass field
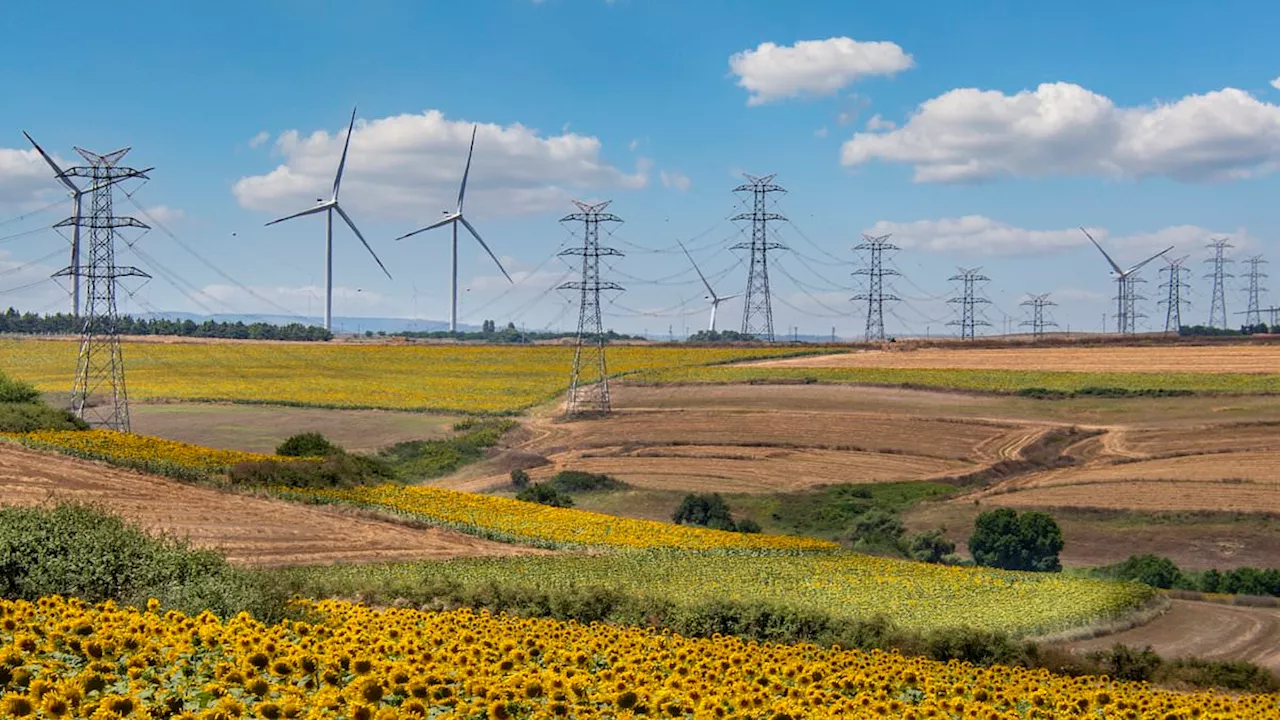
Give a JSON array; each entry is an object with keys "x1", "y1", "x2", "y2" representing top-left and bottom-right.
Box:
[
  {"x1": 0, "y1": 339, "x2": 816, "y2": 413},
  {"x1": 279, "y1": 551, "x2": 1154, "y2": 637}
]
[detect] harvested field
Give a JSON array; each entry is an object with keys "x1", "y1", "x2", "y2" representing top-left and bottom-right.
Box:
[
  {"x1": 1065, "y1": 600, "x2": 1280, "y2": 672},
  {"x1": 0, "y1": 444, "x2": 541, "y2": 567},
  {"x1": 1120, "y1": 423, "x2": 1280, "y2": 457},
  {"x1": 746, "y1": 345, "x2": 1280, "y2": 374}
]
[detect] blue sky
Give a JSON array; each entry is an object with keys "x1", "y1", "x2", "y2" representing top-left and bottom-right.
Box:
[{"x1": 3, "y1": 0, "x2": 1280, "y2": 336}]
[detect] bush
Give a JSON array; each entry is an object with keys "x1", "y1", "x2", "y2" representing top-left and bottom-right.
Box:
[
  {"x1": 908, "y1": 529, "x2": 956, "y2": 564},
  {"x1": 1086, "y1": 644, "x2": 1163, "y2": 682},
  {"x1": 228, "y1": 453, "x2": 394, "y2": 489},
  {"x1": 0, "y1": 402, "x2": 88, "y2": 432},
  {"x1": 673, "y1": 493, "x2": 738, "y2": 532},
  {"x1": 735, "y1": 518, "x2": 762, "y2": 534},
  {"x1": 510, "y1": 468, "x2": 531, "y2": 489},
  {"x1": 379, "y1": 419, "x2": 517, "y2": 481},
  {"x1": 0, "y1": 374, "x2": 40, "y2": 403},
  {"x1": 276, "y1": 432, "x2": 341, "y2": 457},
  {"x1": 546, "y1": 470, "x2": 624, "y2": 492},
  {"x1": 516, "y1": 483, "x2": 574, "y2": 508},
  {"x1": 845, "y1": 509, "x2": 906, "y2": 553},
  {"x1": 968, "y1": 508, "x2": 1063, "y2": 572},
  {"x1": 1108, "y1": 554, "x2": 1185, "y2": 589},
  {"x1": 0, "y1": 503, "x2": 282, "y2": 620}
]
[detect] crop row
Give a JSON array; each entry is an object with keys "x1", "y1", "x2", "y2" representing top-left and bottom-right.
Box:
[
  {"x1": 1, "y1": 429, "x2": 283, "y2": 478},
  {"x1": 2, "y1": 595, "x2": 1274, "y2": 720}
]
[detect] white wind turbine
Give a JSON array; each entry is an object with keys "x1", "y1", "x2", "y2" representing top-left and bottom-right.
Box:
[
  {"x1": 1080, "y1": 227, "x2": 1171, "y2": 334},
  {"x1": 264, "y1": 106, "x2": 391, "y2": 331},
  {"x1": 23, "y1": 131, "x2": 87, "y2": 316},
  {"x1": 394, "y1": 125, "x2": 511, "y2": 332},
  {"x1": 679, "y1": 240, "x2": 739, "y2": 332}
]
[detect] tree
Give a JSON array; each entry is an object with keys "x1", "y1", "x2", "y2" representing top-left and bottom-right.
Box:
[
  {"x1": 1111, "y1": 555, "x2": 1184, "y2": 589},
  {"x1": 672, "y1": 493, "x2": 738, "y2": 531},
  {"x1": 845, "y1": 509, "x2": 905, "y2": 551},
  {"x1": 968, "y1": 508, "x2": 1063, "y2": 572},
  {"x1": 908, "y1": 529, "x2": 956, "y2": 564}
]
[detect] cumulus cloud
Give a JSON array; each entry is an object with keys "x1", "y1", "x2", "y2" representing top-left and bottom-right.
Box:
[
  {"x1": 137, "y1": 205, "x2": 187, "y2": 227},
  {"x1": 864, "y1": 114, "x2": 896, "y2": 131},
  {"x1": 233, "y1": 110, "x2": 648, "y2": 220},
  {"x1": 247, "y1": 131, "x2": 270, "y2": 149},
  {"x1": 659, "y1": 170, "x2": 692, "y2": 191},
  {"x1": 842, "y1": 82, "x2": 1280, "y2": 183},
  {"x1": 0, "y1": 146, "x2": 65, "y2": 208},
  {"x1": 729, "y1": 37, "x2": 914, "y2": 106},
  {"x1": 863, "y1": 215, "x2": 1244, "y2": 260},
  {"x1": 1272, "y1": 76, "x2": 1280, "y2": 91}
]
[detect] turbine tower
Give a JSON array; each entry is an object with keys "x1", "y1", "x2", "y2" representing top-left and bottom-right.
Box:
[
  {"x1": 731, "y1": 174, "x2": 786, "y2": 341},
  {"x1": 1080, "y1": 228, "x2": 1171, "y2": 334},
  {"x1": 24, "y1": 131, "x2": 88, "y2": 316},
  {"x1": 678, "y1": 241, "x2": 739, "y2": 332},
  {"x1": 395, "y1": 125, "x2": 512, "y2": 332},
  {"x1": 264, "y1": 106, "x2": 392, "y2": 331}
]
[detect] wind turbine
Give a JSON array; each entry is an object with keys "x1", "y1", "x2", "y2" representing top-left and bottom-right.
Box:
[
  {"x1": 1080, "y1": 227, "x2": 1171, "y2": 334},
  {"x1": 23, "y1": 131, "x2": 85, "y2": 316},
  {"x1": 678, "y1": 240, "x2": 739, "y2": 332},
  {"x1": 264, "y1": 106, "x2": 391, "y2": 332},
  {"x1": 394, "y1": 125, "x2": 511, "y2": 333}
]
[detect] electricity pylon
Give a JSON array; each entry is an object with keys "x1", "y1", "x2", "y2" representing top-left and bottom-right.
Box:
[
  {"x1": 730, "y1": 174, "x2": 786, "y2": 341},
  {"x1": 559, "y1": 200, "x2": 623, "y2": 416},
  {"x1": 851, "y1": 233, "x2": 900, "y2": 341},
  {"x1": 1019, "y1": 294, "x2": 1057, "y2": 339},
  {"x1": 54, "y1": 147, "x2": 151, "y2": 431},
  {"x1": 947, "y1": 268, "x2": 991, "y2": 340},
  {"x1": 1242, "y1": 255, "x2": 1268, "y2": 327},
  {"x1": 1205, "y1": 238, "x2": 1233, "y2": 329},
  {"x1": 1159, "y1": 255, "x2": 1191, "y2": 334}
]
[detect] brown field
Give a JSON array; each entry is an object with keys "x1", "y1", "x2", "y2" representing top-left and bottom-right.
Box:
[
  {"x1": 747, "y1": 344, "x2": 1280, "y2": 373},
  {"x1": 1065, "y1": 600, "x2": 1280, "y2": 672},
  {"x1": 0, "y1": 444, "x2": 541, "y2": 567}
]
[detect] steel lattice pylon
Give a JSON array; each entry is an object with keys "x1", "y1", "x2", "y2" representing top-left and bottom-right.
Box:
[
  {"x1": 730, "y1": 174, "x2": 786, "y2": 341},
  {"x1": 1019, "y1": 293, "x2": 1058, "y2": 339},
  {"x1": 1242, "y1": 255, "x2": 1268, "y2": 328},
  {"x1": 1205, "y1": 238, "x2": 1234, "y2": 329},
  {"x1": 851, "y1": 233, "x2": 900, "y2": 341},
  {"x1": 559, "y1": 200, "x2": 623, "y2": 417},
  {"x1": 53, "y1": 148, "x2": 150, "y2": 431},
  {"x1": 947, "y1": 268, "x2": 991, "y2": 340},
  {"x1": 1159, "y1": 255, "x2": 1191, "y2": 334}
]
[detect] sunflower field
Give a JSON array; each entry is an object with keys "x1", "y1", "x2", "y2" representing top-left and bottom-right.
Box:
[
  {"x1": 1, "y1": 429, "x2": 283, "y2": 477},
  {"x1": 2, "y1": 595, "x2": 1276, "y2": 720},
  {"x1": 284, "y1": 485, "x2": 836, "y2": 552},
  {"x1": 0, "y1": 340, "x2": 816, "y2": 414}
]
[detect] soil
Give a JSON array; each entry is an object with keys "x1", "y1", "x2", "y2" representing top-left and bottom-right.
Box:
[
  {"x1": 0, "y1": 444, "x2": 544, "y2": 567},
  {"x1": 1064, "y1": 600, "x2": 1280, "y2": 672}
]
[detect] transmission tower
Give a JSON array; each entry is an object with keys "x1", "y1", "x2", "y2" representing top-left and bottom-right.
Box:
[
  {"x1": 1242, "y1": 255, "x2": 1268, "y2": 328},
  {"x1": 851, "y1": 233, "x2": 900, "y2": 341},
  {"x1": 1019, "y1": 294, "x2": 1058, "y2": 339},
  {"x1": 1205, "y1": 238, "x2": 1233, "y2": 329},
  {"x1": 730, "y1": 174, "x2": 787, "y2": 341},
  {"x1": 51, "y1": 148, "x2": 151, "y2": 432},
  {"x1": 558, "y1": 200, "x2": 624, "y2": 417},
  {"x1": 947, "y1": 268, "x2": 991, "y2": 340},
  {"x1": 1159, "y1": 255, "x2": 1191, "y2": 334}
]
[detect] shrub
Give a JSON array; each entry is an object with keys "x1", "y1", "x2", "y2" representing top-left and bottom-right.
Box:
[
  {"x1": 1108, "y1": 554, "x2": 1185, "y2": 589},
  {"x1": 0, "y1": 373, "x2": 40, "y2": 403},
  {"x1": 276, "y1": 432, "x2": 341, "y2": 457},
  {"x1": 908, "y1": 529, "x2": 956, "y2": 564},
  {"x1": 510, "y1": 468, "x2": 531, "y2": 489},
  {"x1": 546, "y1": 470, "x2": 624, "y2": 492},
  {"x1": 673, "y1": 493, "x2": 737, "y2": 532},
  {"x1": 379, "y1": 419, "x2": 517, "y2": 481},
  {"x1": 516, "y1": 483, "x2": 574, "y2": 508},
  {"x1": 0, "y1": 402, "x2": 88, "y2": 432},
  {"x1": 228, "y1": 453, "x2": 394, "y2": 489},
  {"x1": 1086, "y1": 644, "x2": 1163, "y2": 682},
  {"x1": 735, "y1": 518, "x2": 762, "y2": 534},
  {"x1": 968, "y1": 508, "x2": 1063, "y2": 572},
  {"x1": 844, "y1": 509, "x2": 907, "y2": 554},
  {"x1": 0, "y1": 503, "x2": 282, "y2": 620}
]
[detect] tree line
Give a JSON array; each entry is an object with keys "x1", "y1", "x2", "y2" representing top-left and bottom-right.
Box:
[{"x1": 0, "y1": 308, "x2": 332, "y2": 341}]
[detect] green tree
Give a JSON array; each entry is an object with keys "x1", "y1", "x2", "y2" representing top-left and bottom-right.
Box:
[
  {"x1": 968, "y1": 508, "x2": 1063, "y2": 572},
  {"x1": 1111, "y1": 555, "x2": 1184, "y2": 589},
  {"x1": 672, "y1": 493, "x2": 737, "y2": 532},
  {"x1": 907, "y1": 529, "x2": 956, "y2": 564}
]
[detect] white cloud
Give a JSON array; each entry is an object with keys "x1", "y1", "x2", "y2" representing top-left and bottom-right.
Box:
[
  {"x1": 628, "y1": 138, "x2": 640, "y2": 152},
  {"x1": 863, "y1": 215, "x2": 1245, "y2": 260},
  {"x1": 1271, "y1": 76, "x2": 1280, "y2": 91},
  {"x1": 233, "y1": 110, "x2": 648, "y2": 220},
  {"x1": 0, "y1": 250, "x2": 70, "y2": 311},
  {"x1": 659, "y1": 170, "x2": 692, "y2": 191},
  {"x1": 248, "y1": 131, "x2": 270, "y2": 149},
  {"x1": 864, "y1": 113, "x2": 896, "y2": 131},
  {"x1": 729, "y1": 37, "x2": 914, "y2": 106},
  {"x1": 138, "y1": 205, "x2": 186, "y2": 227},
  {"x1": 842, "y1": 82, "x2": 1280, "y2": 183},
  {"x1": 0, "y1": 147, "x2": 65, "y2": 208}
]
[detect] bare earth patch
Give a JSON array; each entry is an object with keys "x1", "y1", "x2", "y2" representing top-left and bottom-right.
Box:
[
  {"x1": 745, "y1": 345, "x2": 1280, "y2": 374},
  {"x1": 0, "y1": 444, "x2": 542, "y2": 567}
]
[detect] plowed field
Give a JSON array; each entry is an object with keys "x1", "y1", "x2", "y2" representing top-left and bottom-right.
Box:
[
  {"x1": 747, "y1": 345, "x2": 1280, "y2": 373},
  {"x1": 0, "y1": 444, "x2": 543, "y2": 566}
]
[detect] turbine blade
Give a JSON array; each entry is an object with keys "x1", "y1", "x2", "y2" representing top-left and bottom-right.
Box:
[
  {"x1": 1128, "y1": 246, "x2": 1174, "y2": 275},
  {"x1": 678, "y1": 240, "x2": 715, "y2": 296},
  {"x1": 265, "y1": 202, "x2": 330, "y2": 226},
  {"x1": 719, "y1": 293, "x2": 742, "y2": 301},
  {"x1": 1080, "y1": 227, "x2": 1123, "y2": 275},
  {"x1": 335, "y1": 204, "x2": 393, "y2": 280},
  {"x1": 394, "y1": 213, "x2": 459, "y2": 241},
  {"x1": 460, "y1": 216, "x2": 512, "y2": 283},
  {"x1": 457, "y1": 124, "x2": 477, "y2": 211},
  {"x1": 332, "y1": 105, "x2": 357, "y2": 199},
  {"x1": 23, "y1": 131, "x2": 79, "y2": 194}
]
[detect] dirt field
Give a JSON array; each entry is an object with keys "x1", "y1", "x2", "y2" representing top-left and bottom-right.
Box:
[
  {"x1": 0, "y1": 444, "x2": 541, "y2": 566},
  {"x1": 129, "y1": 402, "x2": 455, "y2": 453},
  {"x1": 747, "y1": 345, "x2": 1280, "y2": 374},
  {"x1": 1065, "y1": 600, "x2": 1280, "y2": 672}
]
